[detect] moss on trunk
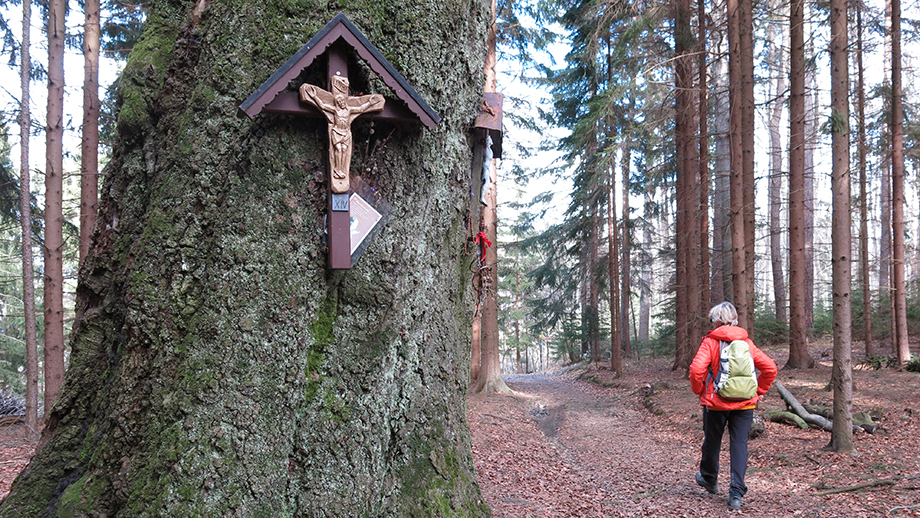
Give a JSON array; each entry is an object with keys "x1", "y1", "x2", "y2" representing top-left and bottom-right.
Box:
[{"x1": 0, "y1": 1, "x2": 490, "y2": 516}]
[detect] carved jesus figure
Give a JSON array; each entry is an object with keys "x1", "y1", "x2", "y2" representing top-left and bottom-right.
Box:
[{"x1": 300, "y1": 75, "x2": 384, "y2": 193}]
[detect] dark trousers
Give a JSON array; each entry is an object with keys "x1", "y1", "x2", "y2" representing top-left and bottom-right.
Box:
[{"x1": 699, "y1": 407, "x2": 753, "y2": 498}]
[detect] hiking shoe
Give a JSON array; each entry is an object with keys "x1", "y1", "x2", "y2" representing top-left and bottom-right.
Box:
[
  {"x1": 728, "y1": 495, "x2": 742, "y2": 510},
  {"x1": 695, "y1": 472, "x2": 717, "y2": 494}
]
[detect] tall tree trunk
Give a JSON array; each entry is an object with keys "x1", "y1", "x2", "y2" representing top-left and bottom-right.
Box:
[
  {"x1": 728, "y1": 0, "x2": 749, "y2": 330},
  {"x1": 20, "y1": 0, "x2": 40, "y2": 435},
  {"x1": 0, "y1": 4, "x2": 491, "y2": 515},
  {"x1": 620, "y1": 135, "x2": 632, "y2": 357},
  {"x1": 804, "y1": 71, "x2": 817, "y2": 333},
  {"x1": 787, "y1": 0, "x2": 815, "y2": 369},
  {"x1": 674, "y1": 0, "x2": 696, "y2": 370},
  {"x1": 768, "y1": 9, "x2": 787, "y2": 324},
  {"x1": 609, "y1": 164, "x2": 622, "y2": 376},
  {"x1": 829, "y1": 0, "x2": 854, "y2": 452},
  {"x1": 698, "y1": 0, "x2": 710, "y2": 313},
  {"x1": 890, "y1": 0, "x2": 909, "y2": 365},
  {"x1": 474, "y1": 0, "x2": 511, "y2": 394},
  {"x1": 639, "y1": 192, "x2": 652, "y2": 343},
  {"x1": 43, "y1": 0, "x2": 67, "y2": 414},
  {"x1": 856, "y1": 1, "x2": 874, "y2": 356},
  {"x1": 740, "y1": 0, "x2": 756, "y2": 332},
  {"x1": 879, "y1": 0, "x2": 892, "y2": 303},
  {"x1": 81, "y1": 0, "x2": 101, "y2": 265},
  {"x1": 710, "y1": 18, "x2": 731, "y2": 305}
]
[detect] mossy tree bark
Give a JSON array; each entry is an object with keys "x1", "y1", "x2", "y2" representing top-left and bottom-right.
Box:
[{"x1": 0, "y1": 1, "x2": 490, "y2": 516}]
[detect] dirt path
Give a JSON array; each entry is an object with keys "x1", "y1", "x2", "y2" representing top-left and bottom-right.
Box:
[{"x1": 468, "y1": 362, "x2": 920, "y2": 518}]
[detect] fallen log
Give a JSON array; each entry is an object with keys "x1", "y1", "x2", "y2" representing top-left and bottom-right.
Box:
[
  {"x1": 774, "y1": 381, "x2": 876, "y2": 433},
  {"x1": 763, "y1": 410, "x2": 808, "y2": 429},
  {"x1": 774, "y1": 381, "x2": 833, "y2": 431}
]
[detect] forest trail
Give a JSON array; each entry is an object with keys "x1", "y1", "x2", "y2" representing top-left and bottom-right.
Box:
[
  {"x1": 468, "y1": 370, "x2": 713, "y2": 517},
  {"x1": 468, "y1": 356, "x2": 920, "y2": 518}
]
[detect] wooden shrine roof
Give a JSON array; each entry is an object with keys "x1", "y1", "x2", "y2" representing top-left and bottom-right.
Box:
[{"x1": 239, "y1": 12, "x2": 440, "y2": 128}]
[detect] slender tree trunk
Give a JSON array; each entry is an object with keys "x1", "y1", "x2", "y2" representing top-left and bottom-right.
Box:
[
  {"x1": 475, "y1": 0, "x2": 511, "y2": 394},
  {"x1": 471, "y1": 308, "x2": 481, "y2": 382},
  {"x1": 804, "y1": 75, "x2": 817, "y2": 333},
  {"x1": 768, "y1": 10, "x2": 787, "y2": 324},
  {"x1": 710, "y1": 20, "x2": 731, "y2": 304},
  {"x1": 0, "y1": 3, "x2": 491, "y2": 515},
  {"x1": 698, "y1": 0, "x2": 710, "y2": 313},
  {"x1": 856, "y1": 1, "x2": 874, "y2": 356},
  {"x1": 740, "y1": 0, "x2": 756, "y2": 332},
  {"x1": 81, "y1": 0, "x2": 101, "y2": 265},
  {"x1": 620, "y1": 135, "x2": 632, "y2": 357},
  {"x1": 890, "y1": 0, "x2": 909, "y2": 365},
  {"x1": 803, "y1": 5, "x2": 817, "y2": 332},
  {"x1": 787, "y1": 0, "x2": 815, "y2": 369},
  {"x1": 829, "y1": 0, "x2": 854, "y2": 452},
  {"x1": 639, "y1": 192, "x2": 652, "y2": 343},
  {"x1": 609, "y1": 165, "x2": 622, "y2": 376},
  {"x1": 20, "y1": 0, "x2": 40, "y2": 435},
  {"x1": 43, "y1": 0, "x2": 67, "y2": 414},
  {"x1": 879, "y1": 0, "x2": 892, "y2": 303}
]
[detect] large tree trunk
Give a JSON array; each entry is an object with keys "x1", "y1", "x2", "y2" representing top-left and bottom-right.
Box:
[
  {"x1": 673, "y1": 0, "x2": 696, "y2": 370},
  {"x1": 889, "y1": 0, "x2": 910, "y2": 365},
  {"x1": 80, "y1": 0, "x2": 101, "y2": 265},
  {"x1": 0, "y1": 3, "x2": 490, "y2": 516},
  {"x1": 829, "y1": 0, "x2": 854, "y2": 453},
  {"x1": 19, "y1": 0, "x2": 40, "y2": 435},
  {"x1": 43, "y1": 0, "x2": 67, "y2": 414},
  {"x1": 786, "y1": 0, "x2": 815, "y2": 369},
  {"x1": 727, "y1": 0, "x2": 749, "y2": 330}
]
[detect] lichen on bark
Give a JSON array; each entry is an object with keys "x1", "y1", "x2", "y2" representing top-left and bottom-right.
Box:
[{"x1": 0, "y1": 1, "x2": 490, "y2": 516}]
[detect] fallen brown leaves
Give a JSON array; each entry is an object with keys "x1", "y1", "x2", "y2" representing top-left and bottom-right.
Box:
[{"x1": 470, "y1": 342, "x2": 920, "y2": 517}]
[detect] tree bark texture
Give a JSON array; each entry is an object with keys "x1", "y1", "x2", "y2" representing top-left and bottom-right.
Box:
[
  {"x1": 727, "y1": 0, "x2": 749, "y2": 330},
  {"x1": 829, "y1": 0, "x2": 854, "y2": 452},
  {"x1": 889, "y1": 0, "x2": 910, "y2": 365},
  {"x1": 1, "y1": 2, "x2": 490, "y2": 516},
  {"x1": 43, "y1": 0, "x2": 67, "y2": 414},
  {"x1": 786, "y1": 0, "x2": 814, "y2": 369}
]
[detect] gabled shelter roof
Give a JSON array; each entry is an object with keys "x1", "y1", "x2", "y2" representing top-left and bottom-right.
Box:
[{"x1": 239, "y1": 12, "x2": 440, "y2": 128}]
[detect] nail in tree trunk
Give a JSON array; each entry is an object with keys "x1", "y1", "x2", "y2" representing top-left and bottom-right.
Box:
[{"x1": 0, "y1": 3, "x2": 491, "y2": 516}]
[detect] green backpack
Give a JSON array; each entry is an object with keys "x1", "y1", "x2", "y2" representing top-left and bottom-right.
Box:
[{"x1": 709, "y1": 339, "x2": 758, "y2": 401}]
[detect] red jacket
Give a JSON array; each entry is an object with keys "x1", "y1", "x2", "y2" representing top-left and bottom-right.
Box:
[{"x1": 689, "y1": 325, "x2": 777, "y2": 411}]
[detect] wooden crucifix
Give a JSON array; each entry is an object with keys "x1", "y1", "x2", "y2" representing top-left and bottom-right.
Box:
[{"x1": 239, "y1": 12, "x2": 440, "y2": 270}]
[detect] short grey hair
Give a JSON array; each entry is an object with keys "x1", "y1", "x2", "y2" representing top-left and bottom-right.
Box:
[{"x1": 709, "y1": 302, "x2": 739, "y2": 327}]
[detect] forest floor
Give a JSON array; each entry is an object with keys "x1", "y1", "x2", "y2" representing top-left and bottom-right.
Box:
[
  {"x1": 469, "y1": 340, "x2": 920, "y2": 517},
  {"x1": 1, "y1": 341, "x2": 919, "y2": 517}
]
